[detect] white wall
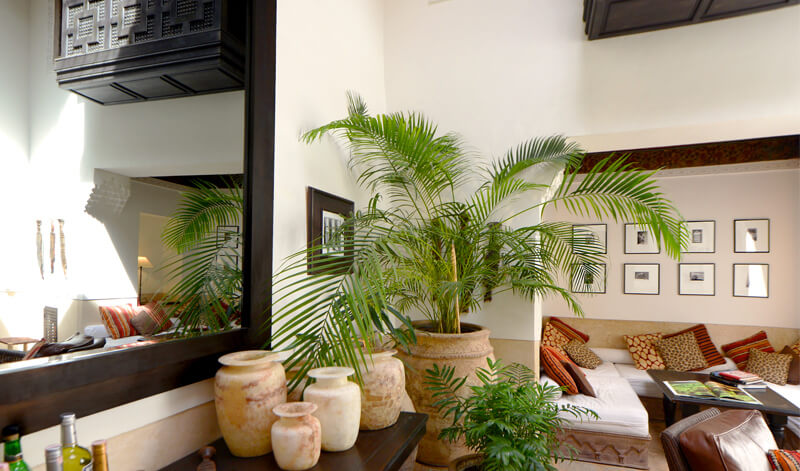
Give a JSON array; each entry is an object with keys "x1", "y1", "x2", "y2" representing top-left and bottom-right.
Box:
[
  {"x1": 542, "y1": 164, "x2": 800, "y2": 329},
  {"x1": 383, "y1": 0, "x2": 800, "y2": 152}
]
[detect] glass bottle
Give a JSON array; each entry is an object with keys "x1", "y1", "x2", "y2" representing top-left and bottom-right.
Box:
[
  {"x1": 90, "y1": 440, "x2": 108, "y2": 471},
  {"x1": 1, "y1": 425, "x2": 31, "y2": 471},
  {"x1": 45, "y1": 444, "x2": 64, "y2": 471},
  {"x1": 60, "y1": 413, "x2": 92, "y2": 471}
]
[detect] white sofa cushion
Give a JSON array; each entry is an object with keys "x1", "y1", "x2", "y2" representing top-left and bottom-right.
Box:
[
  {"x1": 553, "y1": 375, "x2": 650, "y2": 438},
  {"x1": 580, "y1": 360, "x2": 622, "y2": 379},
  {"x1": 614, "y1": 364, "x2": 663, "y2": 398},
  {"x1": 592, "y1": 347, "x2": 634, "y2": 365}
]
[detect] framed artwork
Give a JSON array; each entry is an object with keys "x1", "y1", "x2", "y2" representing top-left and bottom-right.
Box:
[
  {"x1": 733, "y1": 263, "x2": 769, "y2": 298},
  {"x1": 571, "y1": 224, "x2": 607, "y2": 254},
  {"x1": 682, "y1": 220, "x2": 715, "y2": 253},
  {"x1": 571, "y1": 263, "x2": 606, "y2": 294},
  {"x1": 678, "y1": 263, "x2": 715, "y2": 296},
  {"x1": 734, "y1": 219, "x2": 770, "y2": 253},
  {"x1": 624, "y1": 224, "x2": 660, "y2": 254},
  {"x1": 216, "y1": 225, "x2": 240, "y2": 248},
  {"x1": 307, "y1": 187, "x2": 355, "y2": 275},
  {"x1": 624, "y1": 263, "x2": 660, "y2": 295}
]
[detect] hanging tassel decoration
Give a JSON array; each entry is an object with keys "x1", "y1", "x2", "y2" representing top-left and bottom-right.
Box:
[
  {"x1": 58, "y1": 219, "x2": 67, "y2": 278},
  {"x1": 50, "y1": 221, "x2": 56, "y2": 274},
  {"x1": 36, "y1": 220, "x2": 44, "y2": 280}
]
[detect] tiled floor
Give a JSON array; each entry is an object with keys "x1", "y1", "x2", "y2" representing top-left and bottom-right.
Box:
[{"x1": 413, "y1": 420, "x2": 668, "y2": 471}]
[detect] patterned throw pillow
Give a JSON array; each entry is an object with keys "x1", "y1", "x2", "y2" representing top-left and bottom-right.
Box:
[
  {"x1": 541, "y1": 346, "x2": 579, "y2": 395},
  {"x1": 563, "y1": 339, "x2": 602, "y2": 369},
  {"x1": 653, "y1": 332, "x2": 708, "y2": 372},
  {"x1": 746, "y1": 348, "x2": 792, "y2": 385},
  {"x1": 541, "y1": 322, "x2": 571, "y2": 352},
  {"x1": 789, "y1": 339, "x2": 800, "y2": 356},
  {"x1": 721, "y1": 331, "x2": 775, "y2": 370},
  {"x1": 98, "y1": 304, "x2": 137, "y2": 339},
  {"x1": 664, "y1": 324, "x2": 725, "y2": 369},
  {"x1": 767, "y1": 449, "x2": 800, "y2": 470},
  {"x1": 130, "y1": 302, "x2": 174, "y2": 336},
  {"x1": 562, "y1": 361, "x2": 596, "y2": 397},
  {"x1": 780, "y1": 346, "x2": 800, "y2": 385},
  {"x1": 549, "y1": 317, "x2": 590, "y2": 343},
  {"x1": 624, "y1": 333, "x2": 666, "y2": 371}
]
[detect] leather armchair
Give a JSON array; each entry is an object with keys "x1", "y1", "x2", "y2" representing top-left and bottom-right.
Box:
[{"x1": 661, "y1": 408, "x2": 776, "y2": 471}]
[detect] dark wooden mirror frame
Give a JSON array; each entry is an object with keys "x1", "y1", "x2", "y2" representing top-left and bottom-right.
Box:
[{"x1": 0, "y1": 0, "x2": 276, "y2": 434}]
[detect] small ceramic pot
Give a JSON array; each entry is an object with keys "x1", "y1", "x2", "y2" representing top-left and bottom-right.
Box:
[
  {"x1": 304, "y1": 366, "x2": 361, "y2": 452},
  {"x1": 214, "y1": 350, "x2": 287, "y2": 457},
  {"x1": 360, "y1": 350, "x2": 405, "y2": 430},
  {"x1": 271, "y1": 402, "x2": 322, "y2": 471},
  {"x1": 449, "y1": 453, "x2": 484, "y2": 471}
]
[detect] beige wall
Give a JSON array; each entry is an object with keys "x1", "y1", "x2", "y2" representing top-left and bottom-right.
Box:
[{"x1": 542, "y1": 163, "x2": 800, "y2": 329}]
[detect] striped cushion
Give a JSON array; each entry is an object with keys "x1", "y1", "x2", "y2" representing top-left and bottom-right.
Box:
[
  {"x1": 541, "y1": 346, "x2": 578, "y2": 395},
  {"x1": 22, "y1": 339, "x2": 47, "y2": 360},
  {"x1": 664, "y1": 324, "x2": 725, "y2": 370},
  {"x1": 721, "y1": 331, "x2": 775, "y2": 370},
  {"x1": 98, "y1": 304, "x2": 137, "y2": 339},
  {"x1": 550, "y1": 317, "x2": 590, "y2": 343},
  {"x1": 130, "y1": 302, "x2": 173, "y2": 335},
  {"x1": 767, "y1": 449, "x2": 800, "y2": 471}
]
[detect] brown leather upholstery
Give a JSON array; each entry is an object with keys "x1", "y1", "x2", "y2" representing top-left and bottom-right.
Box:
[
  {"x1": 661, "y1": 408, "x2": 721, "y2": 471},
  {"x1": 679, "y1": 409, "x2": 775, "y2": 471}
]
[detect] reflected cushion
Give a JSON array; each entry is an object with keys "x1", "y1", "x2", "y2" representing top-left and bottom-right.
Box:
[
  {"x1": 98, "y1": 304, "x2": 137, "y2": 339},
  {"x1": 767, "y1": 449, "x2": 800, "y2": 471},
  {"x1": 654, "y1": 332, "x2": 707, "y2": 372},
  {"x1": 563, "y1": 339, "x2": 602, "y2": 369},
  {"x1": 780, "y1": 346, "x2": 800, "y2": 385},
  {"x1": 624, "y1": 332, "x2": 666, "y2": 370},
  {"x1": 131, "y1": 302, "x2": 174, "y2": 336},
  {"x1": 789, "y1": 339, "x2": 800, "y2": 356},
  {"x1": 541, "y1": 346, "x2": 578, "y2": 395},
  {"x1": 746, "y1": 348, "x2": 792, "y2": 385},
  {"x1": 721, "y1": 331, "x2": 775, "y2": 370},
  {"x1": 664, "y1": 324, "x2": 725, "y2": 369}
]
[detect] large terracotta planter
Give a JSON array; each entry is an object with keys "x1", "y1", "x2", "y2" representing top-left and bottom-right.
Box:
[
  {"x1": 395, "y1": 321, "x2": 494, "y2": 467},
  {"x1": 304, "y1": 366, "x2": 361, "y2": 452},
  {"x1": 360, "y1": 349, "x2": 405, "y2": 430},
  {"x1": 214, "y1": 350, "x2": 287, "y2": 457},
  {"x1": 271, "y1": 402, "x2": 322, "y2": 471}
]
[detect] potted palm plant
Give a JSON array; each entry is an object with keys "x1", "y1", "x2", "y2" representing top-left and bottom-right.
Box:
[
  {"x1": 270, "y1": 93, "x2": 685, "y2": 465},
  {"x1": 425, "y1": 359, "x2": 597, "y2": 471}
]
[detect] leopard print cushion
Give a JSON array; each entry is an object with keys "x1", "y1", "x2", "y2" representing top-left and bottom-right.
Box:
[
  {"x1": 563, "y1": 339, "x2": 602, "y2": 369},
  {"x1": 653, "y1": 332, "x2": 707, "y2": 372},
  {"x1": 624, "y1": 333, "x2": 666, "y2": 370},
  {"x1": 746, "y1": 348, "x2": 792, "y2": 385},
  {"x1": 541, "y1": 322, "x2": 570, "y2": 352}
]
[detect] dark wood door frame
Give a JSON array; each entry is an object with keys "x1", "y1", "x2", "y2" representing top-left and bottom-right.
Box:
[{"x1": 0, "y1": 0, "x2": 276, "y2": 435}]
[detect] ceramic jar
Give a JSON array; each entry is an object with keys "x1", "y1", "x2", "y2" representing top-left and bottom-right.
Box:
[
  {"x1": 271, "y1": 402, "x2": 322, "y2": 471},
  {"x1": 360, "y1": 350, "x2": 405, "y2": 430},
  {"x1": 304, "y1": 366, "x2": 361, "y2": 452},
  {"x1": 214, "y1": 350, "x2": 287, "y2": 457}
]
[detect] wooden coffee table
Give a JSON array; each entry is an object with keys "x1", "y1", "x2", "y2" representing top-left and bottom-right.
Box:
[
  {"x1": 0, "y1": 337, "x2": 39, "y2": 352},
  {"x1": 648, "y1": 370, "x2": 800, "y2": 444}
]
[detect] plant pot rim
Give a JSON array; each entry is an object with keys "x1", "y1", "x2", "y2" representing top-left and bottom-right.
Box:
[
  {"x1": 273, "y1": 401, "x2": 317, "y2": 418},
  {"x1": 307, "y1": 366, "x2": 354, "y2": 379},
  {"x1": 449, "y1": 453, "x2": 484, "y2": 471},
  {"x1": 218, "y1": 349, "x2": 281, "y2": 367},
  {"x1": 410, "y1": 321, "x2": 490, "y2": 339}
]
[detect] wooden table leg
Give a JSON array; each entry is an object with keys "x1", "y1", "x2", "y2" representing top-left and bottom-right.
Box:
[
  {"x1": 663, "y1": 396, "x2": 677, "y2": 426},
  {"x1": 766, "y1": 414, "x2": 787, "y2": 447}
]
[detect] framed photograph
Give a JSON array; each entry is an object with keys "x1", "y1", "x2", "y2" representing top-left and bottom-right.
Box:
[
  {"x1": 572, "y1": 224, "x2": 607, "y2": 254},
  {"x1": 734, "y1": 219, "x2": 770, "y2": 253},
  {"x1": 571, "y1": 264, "x2": 606, "y2": 294},
  {"x1": 678, "y1": 263, "x2": 715, "y2": 296},
  {"x1": 306, "y1": 187, "x2": 355, "y2": 275},
  {"x1": 216, "y1": 225, "x2": 239, "y2": 249},
  {"x1": 624, "y1": 224, "x2": 660, "y2": 254},
  {"x1": 624, "y1": 263, "x2": 660, "y2": 295},
  {"x1": 682, "y1": 220, "x2": 715, "y2": 253},
  {"x1": 733, "y1": 264, "x2": 769, "y2": 298}
]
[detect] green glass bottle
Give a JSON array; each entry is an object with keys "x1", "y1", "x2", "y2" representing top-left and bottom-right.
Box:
[
  {"x1": 2, "y1": 425, "x2": 31, "y2": 471},
  {"x1": 59, "y1": 413, "x2": 92, "y2": 471}
]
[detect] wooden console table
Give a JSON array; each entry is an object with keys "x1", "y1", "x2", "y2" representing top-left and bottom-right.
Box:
[
  {"x1": 0, "y1": 337, "x2": 39, "y2": 352},
  {"x1": 160, "y1": 412, "x2": 427, "y2": 471}
]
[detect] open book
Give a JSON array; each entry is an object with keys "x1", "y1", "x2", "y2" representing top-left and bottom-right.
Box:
[{"x1": 664, "y1": 380, "x2": 761, "y2": 404}]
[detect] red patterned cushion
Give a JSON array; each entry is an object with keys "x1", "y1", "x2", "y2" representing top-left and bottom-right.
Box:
[
  {"x1": 549, "y1": 317, "x2": 590, "y2": 343},
  {"x1": 541, "y1": 346, "x2": 578, "y2": 395},
  {"x1": 130, "y1": 302, "x2": 173, "y2": 335},
  {"x1": 98, "y1": 304, "x2": 137, "y2": 339},
  {"x1": 664, "y1": 324, "x2": 725, "y2": 370},
  {"x1": 721, "y1": 331, "x2": 775, "y2": 370},
  {"x1": 767, "y1": 449, "x2": 800, "y2": 471}
]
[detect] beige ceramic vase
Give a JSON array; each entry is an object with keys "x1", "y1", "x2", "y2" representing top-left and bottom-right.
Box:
[
  {"x1": 271, "y1": 402, "x2": 322, "y2": 471},
  {"x1": 360, "y1": 349, "x2": 405, "y2": 430},
  {"x1": 215, "y1": 350, "x2": 287, "y2": 457},
  {"x1": 394, "y1": 321, "x2": 494, "y2": 467},
  {"x1": 304, "y1": 366, "x2": 361, "y2": 452}
]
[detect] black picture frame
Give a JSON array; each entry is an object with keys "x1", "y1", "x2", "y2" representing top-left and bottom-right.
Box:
[
  {"x1": 570, "y1": 263, "x2": 607, "y2": 294},
  {"x1": 733, "y1": 263, "x2": 770, "y2": 298},
  {"x1": 678, "y1": 263, "x2": 715, "y2": 296},
  {"x1": 306, "y1": 187, "x2": 355, "y2": 275},
  {"x1": 571, "y1": 224, "x2": 607, "y2": 254},
  {"x1": 624, "y1": 223, "x2": 661, "y2": 254},
  {"x1": 733, "y1": 218, "x2": 770, "y2": 253},
  {"x1": 623, "y1": 263, "x2": 660, "y2": 295},
  {"x1": 216, "y1": 225, "x2": 240, "y2": 249},
  {"x1": 681, "y1": 220, "x2": 715, "y2": 254}
]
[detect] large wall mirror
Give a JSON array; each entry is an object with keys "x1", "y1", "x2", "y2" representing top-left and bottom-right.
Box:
[{"x1": 0, "y1": 0, "x2": 275, "y2": 433}]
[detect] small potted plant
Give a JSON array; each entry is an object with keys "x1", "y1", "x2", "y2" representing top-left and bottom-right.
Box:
[{"x1": 425, "y1": 359, "x2": 597, "y2": 471}]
